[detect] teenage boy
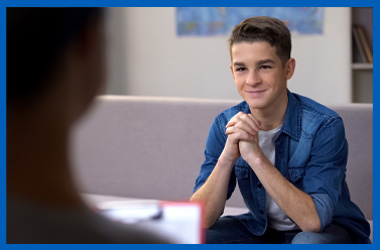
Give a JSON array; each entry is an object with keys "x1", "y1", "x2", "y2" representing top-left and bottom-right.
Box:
[{"x1": 190, "y1": 16, "x2": 370, "y2": 244}]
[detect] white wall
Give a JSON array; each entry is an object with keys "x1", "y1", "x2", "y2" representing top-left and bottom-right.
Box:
[{"x1": 106, "y1": 7, "x2": 352, "y2": 104}]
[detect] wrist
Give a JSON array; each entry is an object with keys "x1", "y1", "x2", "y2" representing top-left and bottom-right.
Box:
[
  {"x1": 218, "y1": 152, "x2": 238, "y2": 169},
  {"x1": 245, "y1": 150, "x2": 267, "y2": 167}
]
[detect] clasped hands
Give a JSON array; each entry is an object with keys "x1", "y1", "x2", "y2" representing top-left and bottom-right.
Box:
[{"x1": 224, "y1": 112, "x2": 264, "y2": 163}]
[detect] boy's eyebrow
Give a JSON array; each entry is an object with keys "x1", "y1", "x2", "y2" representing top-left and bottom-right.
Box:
[
  {"x1": 233, "y1": 62, "x2": 246, "y2": 67},
  {"x1": 256, "y1": 59, "x2": 275, "y2": 66},
  {"x1": 233, "y1": 59, "x2": 275, "y2": 67}
]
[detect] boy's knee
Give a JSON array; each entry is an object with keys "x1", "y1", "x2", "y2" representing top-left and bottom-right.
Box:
[
  {"x1": 291, "y1": 225, "x2": 352, "y2": 244},
  {"x1": 291, "y1": 232, "x2": 324, "y2": 244}
]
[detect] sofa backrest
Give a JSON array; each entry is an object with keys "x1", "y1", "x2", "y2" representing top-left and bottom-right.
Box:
[{"x1": 72, "y1": 95, "x2": 372, "y2": 221}]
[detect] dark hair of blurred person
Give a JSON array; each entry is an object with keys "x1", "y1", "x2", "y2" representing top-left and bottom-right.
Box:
[{"x1": 7, "y1": 7, "x2": 169, "y2": 244}]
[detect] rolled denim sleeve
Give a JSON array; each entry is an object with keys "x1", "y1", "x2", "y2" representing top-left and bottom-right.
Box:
[
  {"x1": 193, "y1": 115, "x2": 237, "y2": 199},
  {"x1": 302, "y1": 117, "x2": 348, "y2": 232}
]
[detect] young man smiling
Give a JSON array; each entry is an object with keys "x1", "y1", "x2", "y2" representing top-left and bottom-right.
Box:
[{"x1": 190, "y1": 16, "x2": 370, "y2": 244}]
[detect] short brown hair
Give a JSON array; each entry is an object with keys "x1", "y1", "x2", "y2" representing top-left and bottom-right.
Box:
[{"x1": 228, "y1": 16, "x2": 291, "y2": 64}]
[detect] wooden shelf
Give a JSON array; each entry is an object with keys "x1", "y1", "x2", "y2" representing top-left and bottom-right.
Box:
[
  {"x1": 351, "y1": 7, "x2": 373, "y2": 103},
  {"x1": 352, "y1": 63, "x2": 373, "y2": 70}
]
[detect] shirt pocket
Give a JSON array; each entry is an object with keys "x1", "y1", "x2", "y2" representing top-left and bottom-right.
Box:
[
  {"x1": 288, "y1": 165, "x2": 306, "y2": 190},
  {"x1": 234, "y1": 158, "x2": 249, "y2": 178},
  {"x1": 234, "y1": 158, "x2": 251, "y2": 199}
]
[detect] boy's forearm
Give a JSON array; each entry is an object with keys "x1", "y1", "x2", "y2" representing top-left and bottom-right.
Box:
[
  {"x1": 245, "y1": 154, "x2": 321, "y2": 232},
  {"x1": 190, "y1": 157, "x2": 235, "y2": 228}
]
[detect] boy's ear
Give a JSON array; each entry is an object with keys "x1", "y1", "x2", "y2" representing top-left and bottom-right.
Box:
[
  {"x1": 230, "y1": 64, "x2": 236, "y2": 81},
  {"x1": 285, "y1": 58, "x2": 296, "y2": 80}
]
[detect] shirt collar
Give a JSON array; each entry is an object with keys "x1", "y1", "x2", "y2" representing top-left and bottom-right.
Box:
[{"x1": 281, "y1": 90, "x2": 301, "y2": 140}]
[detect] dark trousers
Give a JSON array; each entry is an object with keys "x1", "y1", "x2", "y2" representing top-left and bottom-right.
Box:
[{"x1": 206, "y1": 217, "x2": 352, "y2": 244}]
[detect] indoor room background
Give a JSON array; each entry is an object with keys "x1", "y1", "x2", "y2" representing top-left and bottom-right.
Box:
[{"x1": 103, "y1": 7, "x2": 373, "y2": 104}]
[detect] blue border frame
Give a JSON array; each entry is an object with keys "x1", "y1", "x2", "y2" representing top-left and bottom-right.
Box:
[
  {"x1": 0, "y1": 0, "x2": 377, "y2": 7},
  {"x1": 1, "y1": 0, "x2": 376, "y2": 249}
]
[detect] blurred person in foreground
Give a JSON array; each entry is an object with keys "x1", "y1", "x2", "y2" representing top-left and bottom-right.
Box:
[
  {"x1": 190, "y1": 16, "x2": 371, "y2": 244},
  {"x1": 7, "y1": 7, "x2": 169, "y2": 244}
]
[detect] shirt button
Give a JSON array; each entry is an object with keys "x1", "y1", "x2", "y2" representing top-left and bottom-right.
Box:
[{"x1": 258, "y1": 183, "x2": 263, "y2": 188}]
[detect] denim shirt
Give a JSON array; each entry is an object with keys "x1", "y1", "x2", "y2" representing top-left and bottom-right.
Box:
[{"x1": 193, "y1": 90, "x2": 370, "y2": 243}]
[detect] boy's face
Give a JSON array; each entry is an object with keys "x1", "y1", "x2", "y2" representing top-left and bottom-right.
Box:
[{"x1": 230, "y1": 41, "x2": 294, "y2": 112}]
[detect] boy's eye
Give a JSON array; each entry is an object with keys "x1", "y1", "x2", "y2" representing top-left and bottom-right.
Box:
[
  {"x1": 260, "y1": 65, "x2": 272, "y2": 70},
  {"x1": 235, "y1": 67, "x2": 246, "y2": 72}
]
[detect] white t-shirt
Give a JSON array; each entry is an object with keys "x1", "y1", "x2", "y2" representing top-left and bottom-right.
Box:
[{"x1": 258, "y1": 125, "x2": 299, "y2": 231}]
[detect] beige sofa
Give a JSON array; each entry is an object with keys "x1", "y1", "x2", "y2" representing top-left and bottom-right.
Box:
[{"x1": 72, "y1": 95, "x2": 373, "y2": 242}]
